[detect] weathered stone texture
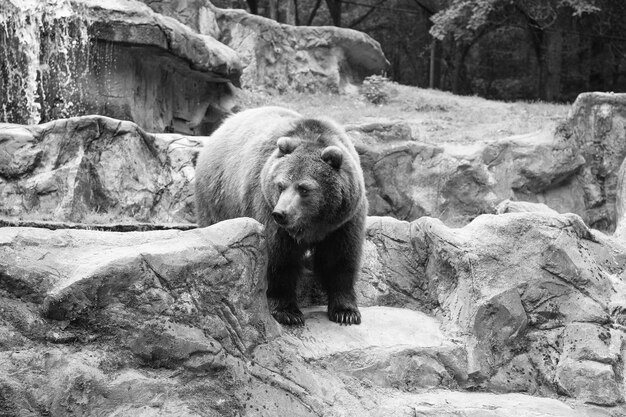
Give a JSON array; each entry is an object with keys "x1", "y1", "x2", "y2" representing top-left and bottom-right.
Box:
[
  {"x1": 0, "y1": 116, "x2": 199, "y2": 223},
  {"x1": 2, "y1": 210, "x2": 626, "y2": 415},
  {"x1": 0, "y1": 0, "x2": 240, "y2": 134}
]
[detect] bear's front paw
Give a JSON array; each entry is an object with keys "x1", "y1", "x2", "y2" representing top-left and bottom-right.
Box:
[
  {"x1": 328, "y1": 307, "x2": 361, "y2": 325},
  {"x1": 272, "y1": 309, "x2": 305, "y2": 326}
]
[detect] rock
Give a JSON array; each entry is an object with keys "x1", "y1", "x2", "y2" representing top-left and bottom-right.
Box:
[
  {"x1": 380, "y1": 391, "x2": 616, "y2": 417},
  {"x1": 130, "y1": 319, "x2": 227, "y2": 370},
  {"x1": 2, "y1": 211, "x2": 626, "y2": 415},
  {"x1": 137, "y1": 1, "x2": 389, "y2": 93},
  {"x1": 0, "y1": 0, "x2": 240, "y2": 134},
  {"x1": 613, "y1": 155, "x2": 626, "y2": 240},
  {"x1": 561, "y1": 92, "x2": 626, "y2": 230},
  {"x1": 349, "y1": 121, "x2": 586, "y2": 226},
  {"x1": 280, "y1": 306, "x2": 467, "y2": 390},
  {"x1": 413, "y1": 210, "x2": 626, "y2": 398},
  {"x1": 0, "y1": 116, "x2": 572, "y2": 227},
  {"x1": 343, "y1": 93, "x2": 626, "y2": 231},
  {"x1": 470, "y1": 288, "x2": 528, "y2": 376},
  {"x1": 496, "y1": 199, "x2": 559, "y2": 214},
  {"x1": 487, "y1": 354, "x2": 542, "y2": 394},
  {"x1": 0, "y1": 116, "x2": 199, "y2": 223},
  {"x1": 0, "y1": 217, "x2": 277, "y2": 353},
  {"x1": 2, "y1": 92, "x2": 626, "y2": 230},
  {"x1": 560, "y1": 322, "x2": 619, "y2": 364},
  {"x1": 356, "y1": 216, "x2": 431, "y2": 309},
  {"x1": 556, "y1": 358, "x2": 623, "y2": 405},
  {"x1": 301, "y1": 209, "x2": 626, "y2": 408},
  {"x1": 208, "y1": 6, "x2": 388, "y2": 93}
]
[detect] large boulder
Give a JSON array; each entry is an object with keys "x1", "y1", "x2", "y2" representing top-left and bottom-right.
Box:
[
  {"x1": 211, "y1": 7, "x2": 389, "y2": 92},
  {"x1": 0, "y1": 116, "x2": 199, "y2": 223},
  {"x1": 0, "y1": 218, "x2": 276, "y2": 350},
  {"x1": 352, "y1": 211, "x2": 626, "y2": 409},
  {"x1": 0, "y1": 92, "x2": 624, "y2": 229},
  {"x1": 1, "y1": 211, "x2": 625, "y2": 415},
  {"x1": 0, "y1": 0, "x2": 240, "y2": 134},
  {"x1": 140, "y1": 0, "x2": 389, "y2": 93},
  {"x1": 560, "y1": 92, "x2": 626, "y2": 230},
  {"x1": 2, "y1": 210, "x2": 625, "y2": 415},
  {"x1": 349, "y1": 92, "x2": 626, "y2": 231},
  {"x1": 0, "y1": 92, "x2": 624, "y2": 231},
  {"x1": 349, "y1": 121, "x2": 585, "y2": 226}
]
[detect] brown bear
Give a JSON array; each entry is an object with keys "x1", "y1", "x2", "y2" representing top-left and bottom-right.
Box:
[{"x1": 195, "y1": 106, "x2": 367, "y2": 326}]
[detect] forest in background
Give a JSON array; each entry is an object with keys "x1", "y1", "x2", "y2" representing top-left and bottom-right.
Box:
[{"x1": 213, "y1": 0, "x2": 626, "y2": 102}]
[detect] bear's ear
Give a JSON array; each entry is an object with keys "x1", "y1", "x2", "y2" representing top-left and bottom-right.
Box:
[
  {"x1": 277, "y1": 137, "x2": 300, "y2": 155},
  {"x1": 321, "y1": 146, "x2": 343, "y2": 169}
]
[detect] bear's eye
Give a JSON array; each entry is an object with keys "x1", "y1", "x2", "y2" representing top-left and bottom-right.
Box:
[{"x1": 297, "y1": 185, "x2": 309, "y2": 196}]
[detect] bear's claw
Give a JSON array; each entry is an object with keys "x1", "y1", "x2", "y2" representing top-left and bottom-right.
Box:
[
  {"x1": 272, "y1": 310, "x2": 305, "y2": 326},
  {"x1": 329, "y1": 308, "x2": 361, "y2": 325}
]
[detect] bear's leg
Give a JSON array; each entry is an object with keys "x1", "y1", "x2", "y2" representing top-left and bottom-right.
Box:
[
  {"x1": 266, "y1": 229, "x2": 306, "y2": 326},
  {"x1": 313, "y1": 216, "x2": 364, "y2": 325}
]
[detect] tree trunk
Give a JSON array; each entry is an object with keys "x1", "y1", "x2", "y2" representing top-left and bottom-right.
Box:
[
  {"x1": 306, "y1": 0, "x2": 323, "y2": 25},
  {"x1": 450, "y1": 44, "x2": 470, "y2": 94},
  {"x1": 429, "y1": 39, "x2": 441, "y2": 89},
  {"x1": 269, "y1": 0, "x2": 278, "y2": 21},
  {"x1": 602, "y1": 43, "x2": 615, "y2": 91},
  {"x1": 285, "y1": 0, "x2": 297, "y2": 25},
  {"x1": 538, "y1": 12, "x2": 566, "y2": 101},
  {"x1": 325, "y1": 0, "x2": 342, "y2": 26}
]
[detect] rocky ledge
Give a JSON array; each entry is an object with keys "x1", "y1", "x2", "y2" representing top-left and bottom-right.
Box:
[
  {"x1": 2, "y1": 92, "x2": 626, "y2": 231},
  {"x1": 139, "y1": 0, "x2": 389, "y2": 93},
  {"x1": 352, "y1": 92, "x2": 626, "y2": 230},
  {"x1": 0, "y1": 116, "x2": 199, "y2": 223},
  {"x1": 1, "y1": 208, "x2": 625, "y2": 416},
  {"x1": 210, "y1": 7, "x2": 389, "y2": 92},
  {"x1": 1, "y1": 0, "x2": 240, "y2": 134}
]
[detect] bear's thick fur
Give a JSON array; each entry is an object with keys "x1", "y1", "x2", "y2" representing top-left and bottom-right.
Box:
[{"x1": 195, "y1": 106, "x2": 367, "y2": 326}]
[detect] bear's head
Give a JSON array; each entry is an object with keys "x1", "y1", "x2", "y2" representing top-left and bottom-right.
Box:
[{"x1": 261, "y1": 128, "x2": 364, "y2": 243}]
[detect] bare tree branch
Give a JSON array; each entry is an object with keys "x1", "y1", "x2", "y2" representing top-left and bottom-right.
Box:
[
  {"x1": 306, "y1": 0, "x2": 323, "y2": 25},
  {"x1": 348, "y1": 0, "x2": 389, "y2": 28}
]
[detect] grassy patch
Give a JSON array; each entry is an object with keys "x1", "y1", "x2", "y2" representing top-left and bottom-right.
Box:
[{"x1": 236, "y1": 84, "x2": 570, "y2": 144}]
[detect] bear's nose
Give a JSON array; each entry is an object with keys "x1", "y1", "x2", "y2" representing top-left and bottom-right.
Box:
[{"x1": 272, "y1": 210, "x2": 287, "y2": 225}]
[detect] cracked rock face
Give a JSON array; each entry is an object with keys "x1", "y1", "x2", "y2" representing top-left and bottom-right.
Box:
[
  {"x1": 2, "y1": 211, "x2": 625, "y2": 415},
  {"x1": 1, "y1": 93, "x2": 621, "y2": 229},
  {"x1": 139, "y1": 0, "x2": 389, "y2": 93},
  {"x1": 349, "y1": 93, "x2": 626, "y2": 231},
  {"x1": 0, "y1": 116, "x2": 199, "y2": 223}
]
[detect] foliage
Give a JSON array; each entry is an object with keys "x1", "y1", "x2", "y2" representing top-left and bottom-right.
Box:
[
  {"x1": 360, "y1": 75, "x2": 393, "y2": 105},
  {"x1": 430, "y1": 0, "x2": 601, "y2": 42}
]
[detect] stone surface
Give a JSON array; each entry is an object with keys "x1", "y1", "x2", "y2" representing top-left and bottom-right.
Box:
[
  {"x1": 0, "y1": 0, "x2": 240, "y2": 134},
  {"x1": 350, "y1": 121, "x2": 586, "y2": 227},
  {"x1": 0, "y1": 116, "x2": 199, "y2": 223},
  {"x1": 206, "y1": 5, "x2": 388, "y2": 93},
  {"x1": 348, "y1": 93, "x2": 626, "y2": 230},
  {"x1": 2, "y1": 210, "x2": 626, "y2": 415},
  {"x1": 3, "y1": 93, "x2": 626, "y2": 230},
  {"x1": 496, "y1": 199, "x2": 559, "y2": 214},
  {"x1": 0, "y1": 218, "x2": 276, "y2": 350},
  {"x1": 134, "y1": 0, "x2": 390, "y2": 93},
  {"x1": 561, "y1": 92, "x2": 626, "y2": 230},
  {"x1": 613, "y1": 153, "x2": 626, "y2": 240},
  {"x1": 333, "y1": 212, "x2": 626, "y2": 405},
  {"x1": 555, "y1": 358, "x2": 623, "y2": 405}
]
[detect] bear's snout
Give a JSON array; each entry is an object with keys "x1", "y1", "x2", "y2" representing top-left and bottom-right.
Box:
[
  {"x1": 272, "y1": 210, "x2": 288, "y2": 225},
  {"x1": 272, "y1": 187, "x2": 299, "y2": 226}
]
